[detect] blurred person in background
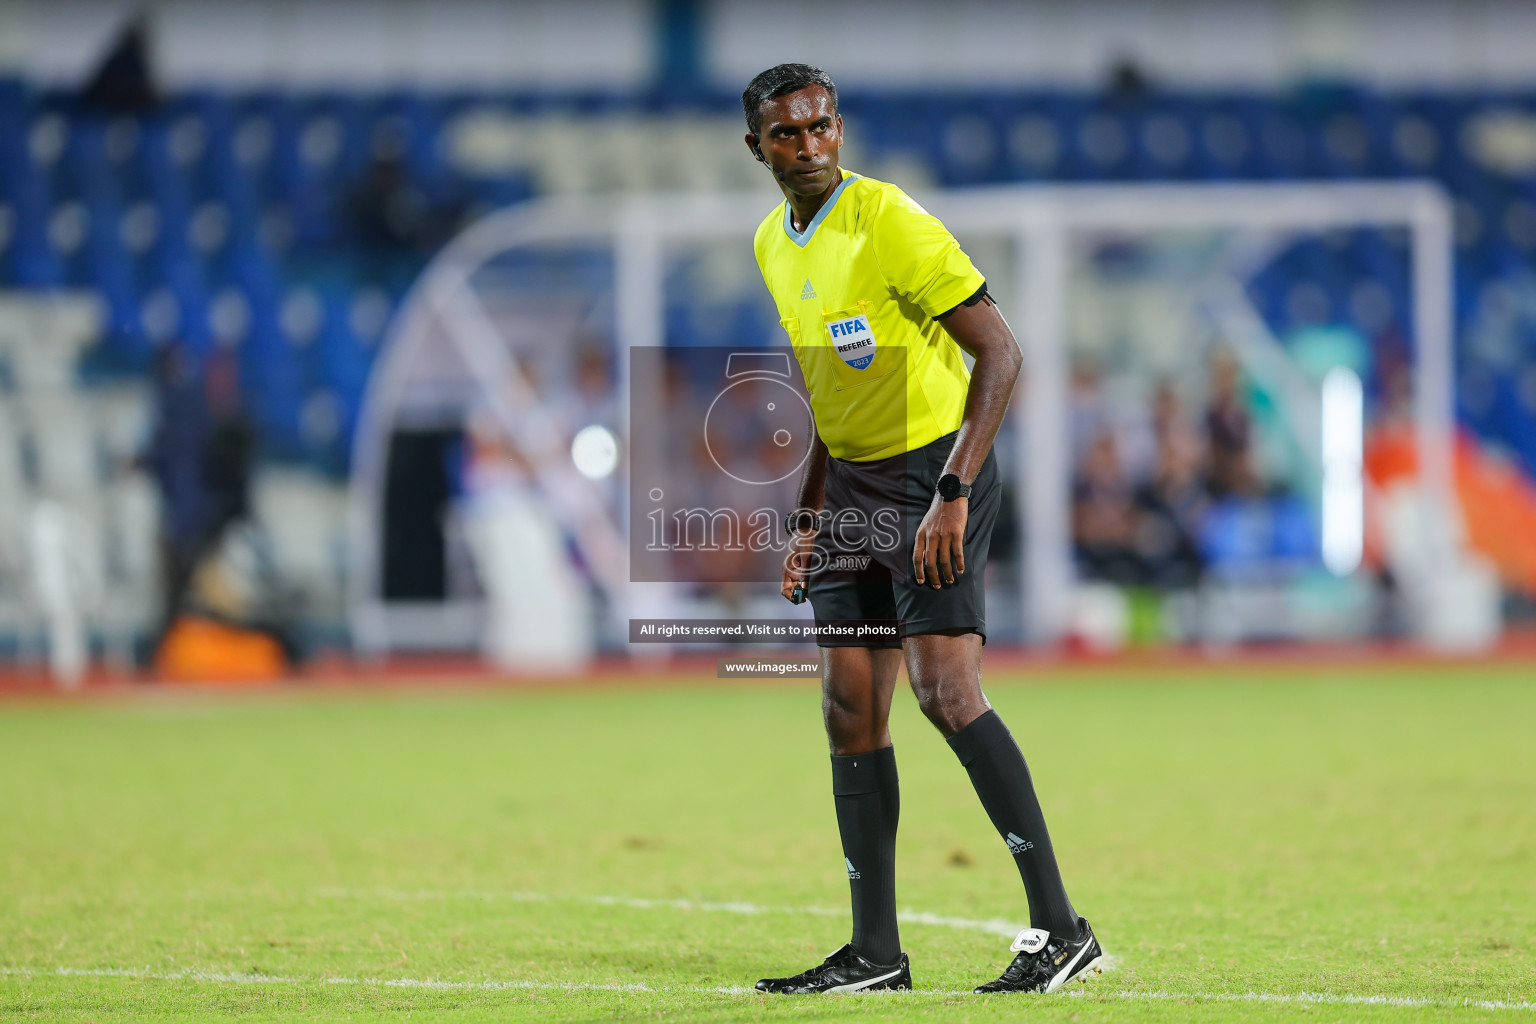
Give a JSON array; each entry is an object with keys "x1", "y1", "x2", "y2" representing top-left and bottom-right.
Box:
[
  {"x1": 143, "y1": 342, "x2": 210, "y2": 665},
  {"x1": 551, "y1": 345, "x2": 620, "y2": 439},
  {"x1": 144, "y1": 345, "x2": 292, "y2": 670},
  {"x1": 350, "y1": 142, "x2": 428, "y2": 284},
  {"x1": 1067, "y1": 358, "x2": 1108, "y2": 470},
  {"x1": 79, "y1": 17, "x2": 158, "y2": 115},
  {"x1": 1066, "y1": 358, "x2": 1157, "y2": 490},
  {"x1": 1072, "y1": 431, "x2": 1142, "y2": 585},
  {"x1": 1205, "y1": 350, "x2": 1259, "y2": 498},
  {"x1": 459, "y1": 369, "x2": 593, "y2": 671},
  {"x1": 1132, "y1": 390, "x2": 1208, "y2": 589},
  {"x1": 1150, "y1": 381, "x2": 1186, "y2": 451},
  {"x1": 200, "y1": 349, "x2": 256, "y2": 558},
  {"x1": 348, "y1": 124, "x2": 466, "y2": 290},
  {"x1": 549, "y1": 343, "x2": 622, "y2": 507}
]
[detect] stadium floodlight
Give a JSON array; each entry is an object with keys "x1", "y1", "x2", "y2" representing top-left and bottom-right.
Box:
[{"x1": 351, "y1": 181, "x2": 1456, "y2": 654}]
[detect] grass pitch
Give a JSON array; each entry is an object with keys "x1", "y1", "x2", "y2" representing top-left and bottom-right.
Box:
[{"x1": 1, "y1": 661, "x2": 1533, "y2": 1022}]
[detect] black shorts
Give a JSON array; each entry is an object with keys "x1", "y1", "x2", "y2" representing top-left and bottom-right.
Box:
[{"x1": 807, "y1": 431, "x2": 999, "y2": 648}]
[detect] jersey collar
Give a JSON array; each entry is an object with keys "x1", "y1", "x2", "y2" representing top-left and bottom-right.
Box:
[{"x1": 782, "y1": 169, "x2": 859, "y2": 248}]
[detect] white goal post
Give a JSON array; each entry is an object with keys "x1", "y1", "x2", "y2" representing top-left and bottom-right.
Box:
[{"x1": 349, "y1": 181, "x2": 1455, "y2": 654}]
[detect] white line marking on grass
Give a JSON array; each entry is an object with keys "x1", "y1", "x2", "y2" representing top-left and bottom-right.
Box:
[
  {"x1": 0, "y1": 967, "x2": 652, "y2": 993},
  {"x1": 1062, "y1": 989, "x2": 1536, "y2": 1013},
  {"x1": 310, "y1": 887, "x2": 1023, "y2": 938},
  {"x1": 3, "y1": 966, "x2": 1534, "y2": 1012}
]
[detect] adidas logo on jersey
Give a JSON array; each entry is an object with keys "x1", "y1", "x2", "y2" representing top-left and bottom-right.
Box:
[
  {"x1": 800, "y1": 279, "x2": 817, "y2": 300},
  {"x1": 1006, "y1": 832, "x2": 1034, "y2": 854},
  {"x1": 845, "y1": 857, "x2": 861, "y2": 880}
]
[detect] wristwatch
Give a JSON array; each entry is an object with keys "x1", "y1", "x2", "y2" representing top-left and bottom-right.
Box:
[
  {"x1": 936, "y1": 473, "x2": 973, "y2": 501},
  {"x1": 784, "y1": 509, "x2": 828, "y2": 536}
]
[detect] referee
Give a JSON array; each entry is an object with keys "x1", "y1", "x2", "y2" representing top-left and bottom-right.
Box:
[{"x1": 744, "y1": 65, "x2": 1104, "y2": 995}]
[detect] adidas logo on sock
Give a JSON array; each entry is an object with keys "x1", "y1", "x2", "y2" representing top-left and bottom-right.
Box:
[
  {"x1": 845, "y1": 857, "x2": 861, "y2": 880},
  {"x1": 1005, "y1": 832, "x2": 1034, "y2": 854},
  {"x1": 800, "y1": 278, "x2": 817, "y2": 300}
]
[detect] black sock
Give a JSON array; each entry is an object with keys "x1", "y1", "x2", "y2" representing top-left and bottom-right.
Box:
[
  {"x1": 831, "y1": 745, "x2": 901, "y2": 964},
  {"x1": 947, "y1": 710, "x2": 1079, "y2": 937}
]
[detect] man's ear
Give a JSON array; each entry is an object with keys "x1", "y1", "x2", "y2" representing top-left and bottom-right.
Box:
[{"x1": 745, "y1": 132, "x2": 764, "y2": 162}]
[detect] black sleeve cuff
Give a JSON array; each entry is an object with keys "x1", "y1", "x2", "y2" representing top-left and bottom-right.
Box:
[{"x1": 934, "y1": 281, "x2": 989, "y2": 320}]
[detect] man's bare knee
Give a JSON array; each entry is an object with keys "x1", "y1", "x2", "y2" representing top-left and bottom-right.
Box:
[
  {"x1": 904, "y1": 632, "x2": 989, "y2": 738},
  {"x1": 822, "y1": 677, "x2": 869, "y2": 726},
  {"x1": 821, "y1": 647, "x2": 900, "y2": 755},
  {"x1": 909, "y1": 675, "x2": 984, "y2": 736}
]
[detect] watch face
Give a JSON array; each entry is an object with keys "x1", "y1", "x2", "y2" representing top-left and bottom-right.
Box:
[{"x1": 938, "y1": 474, "x2": 960, "y2": 499}]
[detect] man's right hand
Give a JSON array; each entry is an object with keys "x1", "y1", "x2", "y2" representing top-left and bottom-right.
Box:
[{"x1": 782, "y1": 529, "x2": 815, "y2": 603}]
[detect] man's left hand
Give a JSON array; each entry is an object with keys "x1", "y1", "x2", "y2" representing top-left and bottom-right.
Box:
[{"x1": 913, "y1": 493, "x2": 967, "y2": 588}]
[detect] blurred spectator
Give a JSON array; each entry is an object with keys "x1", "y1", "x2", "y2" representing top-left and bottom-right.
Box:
[
  {"x1": 1068, "y1": 358, "x2": 1108, "y2": 469},
  {"x1": 80, "y1": 18, "x2": 159, "y2": 114},
  {"x1": 459, "y1": 387, "x2": 594, "y2": 671},
  {"x1": 201, "y1": 349, "x2": 256, "y2": 544},
  {"x1": 145, "y1": 342, "x2": 211, "y2": 658},
  {"x1": 1133, "y1": 401, "x2": 1208, "y2": 589},
  {"x1": 349, "y1": 128, "x2": 465, "y2": 288},
  {"x1": 351, "y1": 149, "x2": 428, "y2": 253},
  {"x1": 549, "y1": 344, "x2": 619, "y2": 439},
  {"x1": 145, "y1": 345, "x2": 285, "y2": 666},
  {"x1": 1070, "y1": 377, "x2": 1222, "y2": 589},
  {"x1": 1072, "y1": 431, "x2": 1141, "y2": 585},
  {"x1": 1151, "y1": 381, "x2": 1185, "y2": 446},
  {"x1": 1104, "y1": 58, "x2": 1150, "y2": 108},
  {"x1": 1068, "y1": 359, "x2": 1157, "y2": 485},
  {"x1": 1205, "y1": 351, "x2": 1259, "y2": 498}
]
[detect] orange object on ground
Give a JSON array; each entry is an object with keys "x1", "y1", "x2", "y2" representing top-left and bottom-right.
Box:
[
  {"x1": 155, "y1": 616, "x2": 287, "y2": 684},
  {"x1": 1365, "y1": 424, "x2": 1536, "y2": 594}
]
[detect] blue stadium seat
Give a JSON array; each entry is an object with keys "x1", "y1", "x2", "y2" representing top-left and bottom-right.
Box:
[
  {"x1": 0, "y1": 108, "x2": 62, "y2": 287},
  {"x1": 313, "y1": 288, "x2": 372, "y2": 410},
  {"x1": 1200, "y1": 498, "x2": 1273, "y2": 579},
  {"x1": 1200, "y1": 495, "x2": 1320, "y2": 580},
  {"x1": 243, "y1": 311, "x2": 307, "y2": 460},
  {"x1": 1129, "y1": 97, "x2": 1197, "y2": 181},
  {"x1": 1269, "y1": 496, "x2": 1319, "y2": 561}
]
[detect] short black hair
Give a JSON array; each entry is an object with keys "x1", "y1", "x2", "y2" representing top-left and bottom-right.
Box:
[{"x1": 742, "y1": 63, "x2": 838, "y2": 134}]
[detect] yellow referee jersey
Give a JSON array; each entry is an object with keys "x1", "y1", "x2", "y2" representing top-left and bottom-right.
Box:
[{"x1": 753, "y1": 169, "x2": 985, "y2": 462}]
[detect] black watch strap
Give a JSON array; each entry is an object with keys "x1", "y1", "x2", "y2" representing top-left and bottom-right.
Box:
[
  {"x1": 937, "y1": 473, "x2": 973, "y2": 501},
  {"x1": 784, "y1": 509, "x2": 826, "y2": 536}
]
